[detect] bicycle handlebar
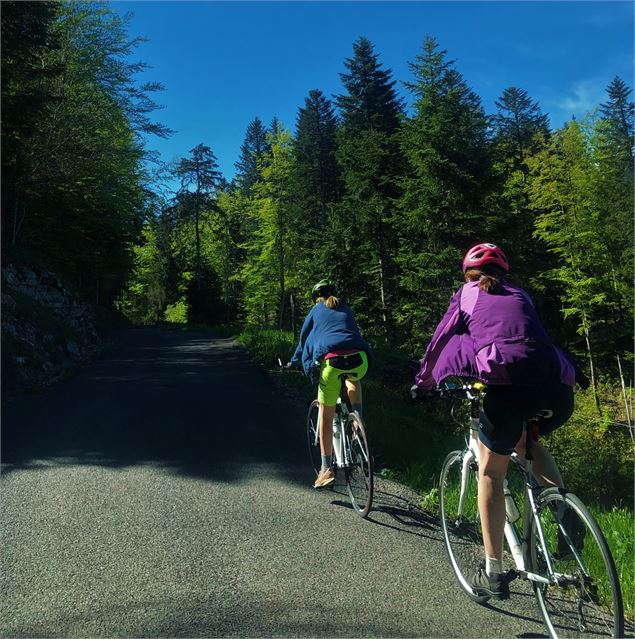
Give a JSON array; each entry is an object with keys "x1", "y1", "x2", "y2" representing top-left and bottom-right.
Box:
[{"x1": 411, "y1": 378, "x2": 486, "y2": 401}]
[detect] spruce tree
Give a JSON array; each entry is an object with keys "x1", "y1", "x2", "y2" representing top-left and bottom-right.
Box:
[
  {"x1": 293, "y1": 89, "x2": 341, "y2": 285},
  {"x1": 600, "y1": 76, "x2": 634, "y2": 165},
  {"x1": 234, "y1": 117, "x2": 269, "y2": 194},
  {"x1": 334, "y1": 37, "x2": 405, "y2": 337},
  {"x1": 397, "y1": 36, "x2": 493, "y2": 346},
  {"x1": 489, "y1": 87, "x2": 553, "y2": 300},
  {"x1": 492, "y1": 87, "x2": 550, "y2": 171},
  {"x1": 336, "y1": 36, "x2": 403, "y2": 136}
]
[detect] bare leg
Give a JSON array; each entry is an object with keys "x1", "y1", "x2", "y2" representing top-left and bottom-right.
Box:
[
  {"x1": 318, "y1": 403, "x2": 336, "y2": 456},
  {"x1": 345, "y1": 379, "x2": 362, "y2": 413},
  {"x1": 478, "y1": 441, "x2": 510, "y2": 562},
  {"x1": 514, "y1": 431, "x2": 563, "y2": 488}
]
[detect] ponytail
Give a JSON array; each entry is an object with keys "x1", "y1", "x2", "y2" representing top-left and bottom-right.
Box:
[
  {"x1": 464, "y1": 267, "x2": 505, "y2": 293},
  {"x1": 316, "y1": 295, "x2": 340, "y2": 309}
]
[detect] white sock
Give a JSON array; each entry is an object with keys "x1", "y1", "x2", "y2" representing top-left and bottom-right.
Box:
[{"x1": 486, "y1": 556, "x2": 503, "y2": 576}]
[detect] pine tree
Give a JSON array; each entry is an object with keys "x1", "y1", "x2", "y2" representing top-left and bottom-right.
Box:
[
  {"x1": 492, "y1": 87, "x2": 550, "y2": 171},
  {"x1": 526, "y1": 119, "x2": 632, "y2": 404},
  {"x1": 336, "y1": 36, "x2": 403, "y2": 136},
  {"x1": 600, "y1": 76, "x2": 634, "y2": 167},
  {"x1": 334, "y1": 37, "x2": 405, "y2": 337},
  {"x1": 293, "y1": 89, "x2": 341, "y2": 286},
  {"x1": 489, "y1": 87, "x2": 553, "y2": 298},
  {"x1": 234, "y1": 117, "x2": 269, "y2": 194},
  {"x1": 174, "y1": 144, "x2": 222, "y2": 295},
  {"x1": 397, "y1": 36, "x2": 493, "y2": 345}
]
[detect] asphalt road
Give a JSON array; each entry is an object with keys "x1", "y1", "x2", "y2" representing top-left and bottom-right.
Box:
[{"x1": 1, "y1": 327, "x2": 551, "y2": 638}]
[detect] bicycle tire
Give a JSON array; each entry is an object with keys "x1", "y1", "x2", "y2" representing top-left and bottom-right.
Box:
[
  {"x1": 306, "y1": 399, "x2": 321, "y2": 476},
  {"x1": 528, "y1": 488, "x2": 624, "y2": 638},
  {"x1": 439, "y1": 449, "x2": 490, "y2": 603},
  {"x1": 344, "y1": 411, "x2": 373, "y2": 518}
]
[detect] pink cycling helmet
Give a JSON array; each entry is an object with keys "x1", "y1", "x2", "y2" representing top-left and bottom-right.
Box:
[{"x1": 462, "y1": 243, "x2": 509, "y2": 272}]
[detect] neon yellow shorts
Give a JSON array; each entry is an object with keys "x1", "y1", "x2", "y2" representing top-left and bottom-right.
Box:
[{"x1": 318, "y1": 351, "x2": 368, "y2": 406}]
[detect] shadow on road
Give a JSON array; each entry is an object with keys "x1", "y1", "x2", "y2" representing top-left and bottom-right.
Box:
[{"x1": 1, "y1": 328, "x2": 309, "y2": 487}]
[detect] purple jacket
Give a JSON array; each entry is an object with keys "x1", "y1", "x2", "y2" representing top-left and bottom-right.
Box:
[{"x1": 415, "y1": 281, "x2": 588, "y2": 389}]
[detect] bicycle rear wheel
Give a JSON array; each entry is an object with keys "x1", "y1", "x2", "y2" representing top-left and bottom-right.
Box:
[
  {"x1": 439, "y1": 449, "x2": 489, "y2": 603},
  {"x1": 529, "y1": 488, "x2": 624, "y2": 638},
  {"x1": 306, "y1": 400, "x2": 321, "y2": 476},
  {"x1": 344, "y1": 411, "x2": 373, "y2": 518}
]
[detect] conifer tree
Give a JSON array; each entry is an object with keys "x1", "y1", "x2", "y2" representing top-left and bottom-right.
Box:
[
  {"x1": 397, "y1": 36, "x2": 493, "y2": 345},
  {"x1": 526, "y1": 119, "x2": 633, "y2": 401},
  {"x1": 293, "y1": 89, "x2": 341, "y2": 285},
  {"x1": 334, "y1": 37, "x2": 405, "y2": 336},
  {"x1": 336, "y1": 36, "x2": 402, "y2": 136},
  {"x1": 489, "y1": 87, "x2": 553, "y2": 297},
  {"x1": 240, "y1": 126, "x2": 297, "y2": 327},
  {"x1": 492, "y1": 87, "x2": 550, "y2": 170},
  {"x1": 600, "y1": 76, "x2": 634, "y2": 168},
  {"x1": 234, "y1": 117, "x2": 269, "y2": 194},
  {"x1": 175, "y1": 144, "x2": 221, "y2": 300}
]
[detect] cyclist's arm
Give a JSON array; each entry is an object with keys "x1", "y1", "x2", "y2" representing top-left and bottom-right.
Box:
[
  {"x1": 291, "y1": 309, "x2": 314, "y2": 367},
  {"x1": 415, "y1": 290, "x2": 464, "y2": 389}
]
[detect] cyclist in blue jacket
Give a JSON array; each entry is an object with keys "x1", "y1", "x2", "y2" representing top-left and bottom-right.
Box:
[
  {"x1": 413, "y1": 243, "x2": 588, "y2": 599},
  {"x1": 290, "y1": 280, "x2": 373, "y2": 488}
]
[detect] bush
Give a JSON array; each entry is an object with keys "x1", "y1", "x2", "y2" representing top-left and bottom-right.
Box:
[{"x1": 546, "y1": 381, "x2": 633, "y2": 508}]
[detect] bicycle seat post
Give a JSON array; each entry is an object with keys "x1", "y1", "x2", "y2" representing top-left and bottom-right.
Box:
[{"x1": 525, "y1": 420, "x2": 540, "y2": 462}]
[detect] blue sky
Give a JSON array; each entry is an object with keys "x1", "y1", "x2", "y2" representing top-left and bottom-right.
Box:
[{"x1": 112, "y1": 1, "x2": 634, "y2": 183}]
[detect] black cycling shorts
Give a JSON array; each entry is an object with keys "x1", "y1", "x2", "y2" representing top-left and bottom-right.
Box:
[{"x1": 478, "y1": 383, "x2": 574, "y2": 455}]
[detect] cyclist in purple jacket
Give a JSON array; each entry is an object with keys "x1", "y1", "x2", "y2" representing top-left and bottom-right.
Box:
[{"x1": 413, "y1": 243, "x2": 589, "y2": 599}]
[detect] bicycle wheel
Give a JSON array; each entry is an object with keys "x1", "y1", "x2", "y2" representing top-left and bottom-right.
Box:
[
  {"x1": 306, "y1": 400, "x2": 321, "y2": 476},
  {"x1": 529, "y1": 488, "x2": 624, "y2": 638},
  {"x1": 344, "y1": 411, "x2": 373, "y2": 518},
  {"x1": 439, "y1": 449, "x2": 489, "y2": 603}
]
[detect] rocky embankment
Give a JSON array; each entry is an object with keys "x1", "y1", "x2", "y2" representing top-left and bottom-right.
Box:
[{"x1": 2, "y1": 263, "x2": 102, "y2": 395}]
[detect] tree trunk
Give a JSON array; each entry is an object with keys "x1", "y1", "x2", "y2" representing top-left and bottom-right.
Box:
[
  {"x1": 378, "y1": 255, "x2": 387, "y2": 326},
  {"x1": 581, "y1": 314, "x2": 600, "y2": 413}
]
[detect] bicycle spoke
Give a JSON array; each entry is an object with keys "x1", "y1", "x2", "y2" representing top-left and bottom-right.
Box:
[
  {"x1": 530, "y1": 489, "x2": 624, "y2": 638},
  {"x1": 439, "y1": 450, "x2": 489, "y2": 603},
  {"x1": 306, "y1": 400, "x2": 321, "y2": 476},
  {"x1": 344, "y1": 412, "x2": 373, "y2": 518}
]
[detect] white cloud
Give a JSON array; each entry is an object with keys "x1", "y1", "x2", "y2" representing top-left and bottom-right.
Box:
[{"x1": 554, "y1": 79, "x2": 605, "y2": 116}]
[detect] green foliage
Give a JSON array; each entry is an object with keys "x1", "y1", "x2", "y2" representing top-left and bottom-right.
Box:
[
  {"x1": 334, "y1": 38, "x2": 404, "y2": 339},
  {"x1": 1, "y1": 1, "x2": 169, "y2": 305},
  {"x1": 164, "y1": 298, "x2": 188, "y2": 323},
  {"x1": 114, "y1": 224, "x2": 167, "y2": 324},
  {"x1": 235, "y1": 117, "x2": 270, "y2": 194},
  {"x1": 545, "y1": 382, "x2": 634, "y2": 508},
  {"x1": 527, "y1": 117, "x2": 633, "y2": 374},
  {"x1": 239, "y1": 126, "x2": 300, "y2": 327},
  {"x1": 397, "y1": 36, "x2": 493, "y2": 345},
  {"x1": 596, "y1": 507, "x2": 634, "y2": 616}
]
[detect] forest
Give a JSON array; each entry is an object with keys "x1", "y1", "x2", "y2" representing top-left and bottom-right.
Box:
[{"x1": 2, "y1": 1, "x2": 633, "y2": 507}]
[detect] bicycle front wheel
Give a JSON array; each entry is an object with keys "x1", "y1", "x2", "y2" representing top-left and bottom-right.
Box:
[
  {"x1": 529, "y1": 488, "x2": 624, "y2": 638},
  {"x1": 344, "y1": 411, "x2": 373, "y2": 518},
  {"x1": 439, "y1": 449, "x2": 489, "y2": 603},
  {"x1": 306, "y1": 399, "x2": 321, "y2": 476}
]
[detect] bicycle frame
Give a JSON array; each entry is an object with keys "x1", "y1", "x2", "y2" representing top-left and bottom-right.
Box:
[{"x1": 453, "y1": 389, "x2": 569, "y2": 587}]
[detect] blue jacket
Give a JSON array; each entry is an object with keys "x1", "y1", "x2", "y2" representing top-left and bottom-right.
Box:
[{"x1": 291, "y1": 302, "x2": 373, "y2": 375}]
